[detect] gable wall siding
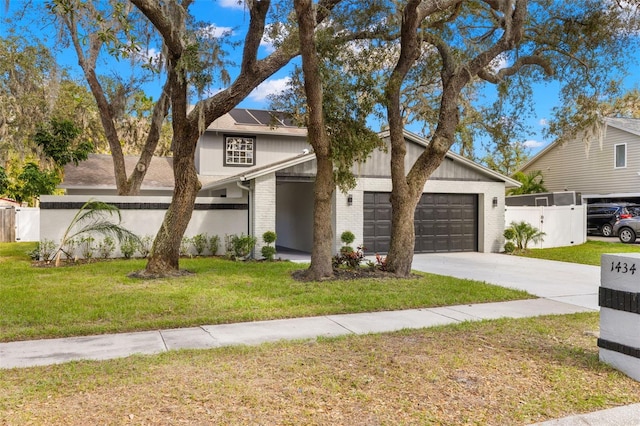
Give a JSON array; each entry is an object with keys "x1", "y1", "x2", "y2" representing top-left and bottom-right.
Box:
[
  {"x1": 197, "y1": 132, "x2": 311, "y2": 176},
  {"x1": 357, "y1": 143, "x2": 493, "y2": 181},
  {"x1": 523, "y1": 127, "x2": 640, "y2": 195}
]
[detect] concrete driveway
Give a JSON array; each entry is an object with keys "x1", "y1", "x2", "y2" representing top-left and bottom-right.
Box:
[{"x1": 411, "y1": 252, "x2": 601, "y2": 310}]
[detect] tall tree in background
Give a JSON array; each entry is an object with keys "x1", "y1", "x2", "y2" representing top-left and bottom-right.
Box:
[
  {"x1": 0, "y1": 35, "x2": 97, "y2": 162},
  {"x1": 49, "y1": 0, "x2": 174, "y2": 195},
  {"x1": 0, "y1": 35, "x2": 101, "y2": 204}
]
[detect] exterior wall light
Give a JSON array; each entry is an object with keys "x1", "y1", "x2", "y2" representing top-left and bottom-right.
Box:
[
  {"x1": 492, "y1": 197, "x2": 498, "y2": 208},
  {"x1": 347, "y1": 194, "x2": 353, "y2": 206}
]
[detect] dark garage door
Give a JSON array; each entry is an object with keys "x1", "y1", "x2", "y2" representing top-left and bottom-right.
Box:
[{"x1": 363, "y1": 192, "x2": 478, "y2": 254}]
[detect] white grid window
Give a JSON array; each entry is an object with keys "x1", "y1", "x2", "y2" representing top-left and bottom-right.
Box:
[{"x1": 225, "y1": 136, "x2": 255, "y2": 166}]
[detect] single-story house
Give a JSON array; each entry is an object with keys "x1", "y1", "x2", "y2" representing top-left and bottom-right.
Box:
[{"x1": 51, "y1": 108, "x2": 519, "y2": 255}]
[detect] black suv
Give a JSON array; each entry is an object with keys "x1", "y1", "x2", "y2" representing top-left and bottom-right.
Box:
[{"x1": 587, "y1": 203, "x2": 637, "y2": 236}]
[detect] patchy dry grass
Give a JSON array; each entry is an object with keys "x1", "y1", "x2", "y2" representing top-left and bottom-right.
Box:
[{"x1": 2, "y1": 313, "x2": 639, "y2": 425}]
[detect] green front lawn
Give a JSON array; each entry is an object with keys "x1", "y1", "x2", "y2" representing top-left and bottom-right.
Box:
[
  {"x1": 519, "y1": 239, "x2": 640, "y2": 266},
  {"x1": 0, "y1": 242, "x2": 531, "y2": 342}
]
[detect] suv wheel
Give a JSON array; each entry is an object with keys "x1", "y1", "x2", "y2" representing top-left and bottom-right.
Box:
[
  {"x1": 619, "y1": 227, "x2": 637, "y2": 244},
  {"x1": 602, "y1": 223, "x2": 613, "y2": 237}
]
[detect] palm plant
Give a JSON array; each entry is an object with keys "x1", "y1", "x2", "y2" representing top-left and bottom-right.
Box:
[
  {"x1": 53, "y1": 199, "x2": 140, "y2": 266},
  {"x1": 507, "y1": 170, "x2": 548, "y2": 195},
  {"x1": 504, "y1": 221, "x2": 546, "y2": 251}
]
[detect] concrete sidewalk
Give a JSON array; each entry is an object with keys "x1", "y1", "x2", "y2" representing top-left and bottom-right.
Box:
[{"x1": 0, "y1": 297, "x2": 591, "y2": 369}]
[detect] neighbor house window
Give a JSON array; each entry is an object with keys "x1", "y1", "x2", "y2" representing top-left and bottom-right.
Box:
[
  {"x1": 615, "y1": 143, "x2": 627, "y2": 169},
  {"x1": 225, "y1": 135, "x2": 255, "y2": 166}
]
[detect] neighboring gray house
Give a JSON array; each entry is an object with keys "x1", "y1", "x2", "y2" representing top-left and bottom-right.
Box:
[
  {"x1": 520, "y1": 117, "x2": 640, "y2": 204},
  {"x1": 56, "y1": 108, "x2": 519, "y2": 255}
]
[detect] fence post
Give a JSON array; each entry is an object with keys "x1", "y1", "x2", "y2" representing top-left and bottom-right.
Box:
[
  {"x1": 0, "y1": 207, "x2": 16, "y2": 242},
  {"x1": 599, "y1": 253, "x2": 640, "y2": 381}
]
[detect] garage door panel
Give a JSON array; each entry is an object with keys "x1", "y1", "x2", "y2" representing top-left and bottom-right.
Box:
[{"x1": 364, "y1": 192, "x2": 478, "y2": 254}]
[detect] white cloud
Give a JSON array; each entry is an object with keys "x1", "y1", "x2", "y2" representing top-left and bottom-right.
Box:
[
  {"x1": 248, "y1": 77, "x2": 291, "y2": 102},
  {"x1": 130, "y1": 46, "x2": 163, "y2": 67},
  {"x1": 260, "y1": 23, "x2": 288, "y2": 54},
  {"x1": 539, "y1": 118, "x2": 548, "y2": 126},
  {"x1": 523, "y1": 139, "x2": 545, "y2": 149},
  {"x1": 218, "y1": 0, "x2": 245, "y2": 10},
  {"x1": 489, "y1": 53, "x2": 509, "y2": 72},
  {"x1": 200, "y1": 24, "x2": 234, "y2": 38}
]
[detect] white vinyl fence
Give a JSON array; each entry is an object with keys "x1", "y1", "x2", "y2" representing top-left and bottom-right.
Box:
[
  {"x1": 504, "y1": 205, "x2": 587, "y2": 249},
  {"x1": 15, "y1": 207, "x2": 40, "y2": 242},
  {"x1": 39, "y1": 195, "x2": 249, "y2": 258}
]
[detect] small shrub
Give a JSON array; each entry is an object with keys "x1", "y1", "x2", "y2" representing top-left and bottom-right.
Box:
[
  {"x1": 261, "y1": 245, "x2": 277, "y2": 261},
  {"x1": 97, "y1": 236, "x2": 116, "y2": 259},
  {"x1": 137, "y1": 235, "x2": 153, "y2": 258},
  {"x1": 375, "y1": 253, "x2": 387, "y2": 271},
  {"x1": 333, "y1": 231, "x2": 364, "y2": 269},
  {"x1": 263, "y1": 231, "x2": 277, "y2": 245},
  {"x1": 504, "y1": 241, "x2": 516, "y2": 254},
  {"x1": 30, "y1": 239, "x2": 56, "y2": 262},
  {"x1": 503, "y1": 228, "x2": 516, "y2": 241},
  {"x1": 261, "y1": 231, "x2": 277, "y2": 261},
  {"x1": 192, "y1": 233, "x2": 208, "y2": 256},
  {"x1": 340, "y1": 230, "x2": 355, "y2": 246},
  {"x1": 79, "y1": 236, "x2": 95, "y2": 259},
  {"x1": 180, "y1": 236, "x2": 193, "y2": 257},
  {"x1": 224, "y1": 234, "x2": 234, "y2": 259},
  {"x1": 230, "y1": 233, "x2": 257, "y2": 259},
  {"x1": 340, "y1": 245, "x2": 354, "y2": 255},
  {"x1": 63, "y1": 238, "x2": 78, "y2": 261},
  {"x1": 332, "y1": 245, "x2": 366, "y2": 269},
  {"x1": 120, "y1": 235, "x2": 139, "y2": 259},
  {"x1": 209, "y1": 234, "x2": 220, "y2": 255}
]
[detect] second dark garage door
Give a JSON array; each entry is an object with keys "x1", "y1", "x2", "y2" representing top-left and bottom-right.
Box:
[{"x1": 363, "y1": 192, "x2": 478, "y2": 254}]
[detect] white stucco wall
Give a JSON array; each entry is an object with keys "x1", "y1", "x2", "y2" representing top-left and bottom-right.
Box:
[{"x1": 39, "y1": 195, "x2": 248, "y2": 258}]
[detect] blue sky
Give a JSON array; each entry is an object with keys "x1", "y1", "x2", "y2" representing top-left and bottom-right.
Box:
[{"x1": 3, "y1": 0, "x2": 640, "y2": 158}]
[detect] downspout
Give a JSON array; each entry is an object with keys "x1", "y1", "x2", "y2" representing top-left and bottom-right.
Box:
[{"x1": 236, "y1": 180, "x2": 253, "y2": 256}]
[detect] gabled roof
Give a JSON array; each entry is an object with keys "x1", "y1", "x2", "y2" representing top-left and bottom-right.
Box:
[
  {"x1": 206, "y1": 108, "x2": 308, "y2": 138},
  {"x1": 519, "y1": 117, "x2": 640, "y2": 172},
  {"x1": 605, "y1": 117, "x2": 640, "y2": 137},
  {"x1": 201, "y1": 151, "x2": 316, "y2": 191},
  {"x1": 60, "y1": 154, "x2": 220, "y2": 190},
  {"x1": 61, "y1": 154, "x2": 174, "y2": 190},
  {"x1": 202, "y1": 129, "x2": 520, "y2": 190}
]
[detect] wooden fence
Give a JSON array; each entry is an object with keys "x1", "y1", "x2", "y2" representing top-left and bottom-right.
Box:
[{"x1": 0, "y1": 207, "x2": 15, "y2": 243}]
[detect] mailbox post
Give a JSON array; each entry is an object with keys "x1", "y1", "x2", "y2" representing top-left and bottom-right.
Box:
[{"x1": 599, "y1": 253, "x2": 640, "y2": 381}]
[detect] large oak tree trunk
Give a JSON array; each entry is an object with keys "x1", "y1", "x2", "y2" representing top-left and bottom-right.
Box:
[
  {"x1": 308, "y1": 155, "x2": 335, "y2": 280},
  {"x1": 144, "y1": 148, "x2": 200, "y2": 275},
  {"x1": 296, "y1": 0, "x2": 335, "y2": 280}
]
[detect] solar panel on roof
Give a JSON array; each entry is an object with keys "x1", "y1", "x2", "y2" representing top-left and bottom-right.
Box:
[
  {"x1": 247, "y1": 109, "x2": 281, "y2": 126},
  {"x1": 274, "y1": 113, "x2": 296, "y2": 127},
  {"x1": 229, "y1": 109, "x2": 260, "y2": 125},
  {"x1": 229, "y1": 108, "x2": 299, "y2": 127}
]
